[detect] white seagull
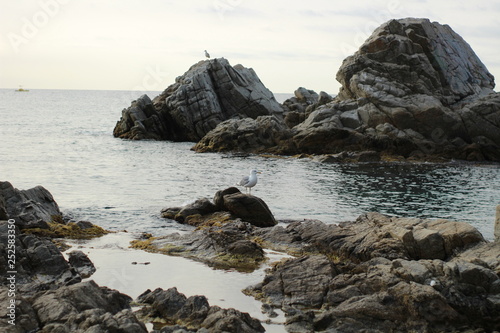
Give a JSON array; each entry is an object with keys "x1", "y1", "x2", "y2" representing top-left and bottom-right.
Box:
[
  {"x1": 204, "y1": 50, "x2": 210, "y2": 59},
  {"x1": 237, "y1": 169, "x2": 260, "y2": 194}
]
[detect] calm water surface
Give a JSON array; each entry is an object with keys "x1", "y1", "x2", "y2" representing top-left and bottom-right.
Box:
[{"x1": 1, "y1": 89, "x2": 498, "y2": 239}]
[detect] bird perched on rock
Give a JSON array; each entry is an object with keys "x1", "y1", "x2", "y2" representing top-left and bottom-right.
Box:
[
  {"x1": 204, "y1": 50, "x2": 210, "y2": 59},
  {"x1": 237, "y1": 169, "x2": 260, "y2": 194}
]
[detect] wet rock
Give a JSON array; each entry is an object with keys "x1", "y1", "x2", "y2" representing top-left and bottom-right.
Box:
[
  {"x1": 114, "y1": 58, "x2": 283, "y2": 141},
  {"x1": 68, "y1": 250, "x2": 96, "y2": 278},
  {"x1": 131, "y1": 220, "x2": 265, "y2": 271},
  {"x1": 137, "y1": 287, "x2": 265, "y2": 333},
  {"x1": 0, "y1": 181, "x2": 61, "y2": 229}
]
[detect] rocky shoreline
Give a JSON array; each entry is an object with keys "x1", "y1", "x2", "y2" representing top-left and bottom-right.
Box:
[
  {"x1": 2, "y1": 181, "x2": 499, "y2": 332},
  {"x1": 114, "y1": 18, "x2": 500, "y2": 163}
]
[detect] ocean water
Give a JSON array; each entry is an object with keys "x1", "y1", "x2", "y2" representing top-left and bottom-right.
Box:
[
  {"x1": 1, "y1": 88, "x2": 500, "y2": 240},
  {"x1": 2, "y1": 88, "x2": 500, "y2": 332}
]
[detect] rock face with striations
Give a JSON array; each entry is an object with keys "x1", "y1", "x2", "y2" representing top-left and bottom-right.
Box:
[
  {"x1": 193, "y1": 18, "x2": 500, "y2": 161},
  {"x1": 113, "y1": 58, "x2": 283, "y2": 141}
]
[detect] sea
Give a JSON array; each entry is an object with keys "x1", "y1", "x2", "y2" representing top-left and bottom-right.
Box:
[{"x1": 1, "y1": 88, "x2": 500, "y2": 331}]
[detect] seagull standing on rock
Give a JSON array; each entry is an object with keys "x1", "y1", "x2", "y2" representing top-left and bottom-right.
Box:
[
  {"x1": 204, "y1": 50, "x2": 210, "y2": 59},
  {"x1": 237, "y1": 169, "x2": 260, "y2": 194}
]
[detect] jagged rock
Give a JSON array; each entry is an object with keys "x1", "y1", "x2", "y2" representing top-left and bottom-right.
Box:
[
  {"x1": 244, "y1": 212, "x2": 499, "y2": 332},
  {"x1": 32, "y1": 280, "x2": 147, "y2": 333},
  {"x1": 192, "y1": 115, "x2": 291, "y2": 154},
  {"x1": 0, "y1": 181, "x2": 61, "y2": 229},
  {"x1": 0, "y1": 220, "x2": 80, "y2": 287},
  {"x1": 193, "y1": 19, "x2": 500, "y2": 162},
  {"x1": 114, "y1": 58, "x2": 283, "y2": 141},
  {"x1": 137, "y1": 287, "x2": 265, "y2": 333},
  {"x1": 67, "y1": 250, "x2": 96, "y2": 278},
  {"x1": 131, "y1": 220, "x2": 265, "y2": 271}
]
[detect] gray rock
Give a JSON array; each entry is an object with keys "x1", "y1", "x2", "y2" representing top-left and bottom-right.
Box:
[
  {"x1": 193, "y1": 19, "x2": 500, "y2": 162},
  {"x1": 0, "y1": 181, "x2": 61, "y2": 229},
  {"x1": 32, "y1": 280, "x2": 146, "y2": 333},
  {"x1": 137, "y1": 287, "x2": 264, "y2": 333},
  {"x1": 215, "y1": 187, "x2": 276, "y2": 227},
  {"x1": 114, "y1": 58, "x2": 283, "y2": 142},
  {"x1": 138, "y1": 220, "x2": 265, "y2": 271},
  {"x1": 162, "y1": 187, "x2": 276, "y2": 228},
  {"x1": 68, "y1": 250, "x2": 96, "y2": 278}
]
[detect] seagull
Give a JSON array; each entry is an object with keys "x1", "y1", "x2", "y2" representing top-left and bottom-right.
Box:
[
  {"x1": 237, "y1": 169, "x2": 261, "y2": 194},
  {"x1": 204, "y1": 50, "x2": 210, "y2": 59}
]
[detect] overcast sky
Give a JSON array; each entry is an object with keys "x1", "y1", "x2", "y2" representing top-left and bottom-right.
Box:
[{"x1": 1, "y1": 0, "x2": 499, "y2": 94}]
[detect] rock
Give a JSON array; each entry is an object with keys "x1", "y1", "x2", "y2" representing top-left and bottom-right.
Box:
[
  {"x1": 0, "y1": 181, "x2": 61, "y2": 229},
  {"x1": 244, "y1": 212, "x2": 500, "y2": 332},
  {"x1": 32, "y1": 280, "x2": 147, "y2": 333},
  {"x1": 162, "y1": 187, "x2": 276, "y2": 228},
  {"x1": 192, "y1": 115, "x2": 292, "y2": 154},
  {"x1": 192, "y1": 19, "x2": 500, "y2": 162},
  {"x1": 0, "y1": 221, "x2": 80, "y2": 287},
  {"x1": 137, "y1": 287, "x2": 265, "y2": 333},
  {"x1": 68, "y1": 250, "x2": 96, "y2": 278},
  {"x1": 214, "y1": 187, "x2": 276, "y2": 227},
  {"x1": 495, "y1": 204, "x2": 500, "y2": 241},
  {"x1": 114, "y1": 58, "x2": 283, "y2": 142},
  {"x1": 131, "y1": 220, "x2": 265, "y2": 271}
]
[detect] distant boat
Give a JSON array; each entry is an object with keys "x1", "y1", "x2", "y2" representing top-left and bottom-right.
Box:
[{"x1": 15, "y1": 85, "x2": 29, "y2": 92}]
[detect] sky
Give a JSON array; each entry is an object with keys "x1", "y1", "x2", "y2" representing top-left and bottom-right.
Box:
[{"x1": 1, "y1": 0, "x2": 499, "y2": 95}]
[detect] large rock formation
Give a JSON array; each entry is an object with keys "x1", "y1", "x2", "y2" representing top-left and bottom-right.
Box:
[
  {"x1": 193, "y1": 18, "x2": 500, "y2": 162},
  {"x1": 113, "y1": 58, "x2": 283, "y2": 141}
]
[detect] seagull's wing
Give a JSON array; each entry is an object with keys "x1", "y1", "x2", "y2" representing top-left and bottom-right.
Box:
[{"x1": 237, "y1": 175, "x2": 250, "y2": 186}]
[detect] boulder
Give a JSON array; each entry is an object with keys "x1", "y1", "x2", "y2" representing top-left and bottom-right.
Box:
[
  {"x1": 114, "y1": 58, "x2": 283, "y2": 141},
  {"x1": 0, "y1": 181, "x2": 61, "y2": 229},
  {"x1": 67, "y1": 250, "x2": 96, "y2": 278},
  {"x1": 136, "y1": 287, "x2": 265, "y2": 333},
  {"x1": 214, "y1": 187, "x2": 276, "y2": 227},
  {"x1": 162, "y1": 187, "x2": 276, "y2": 228}
]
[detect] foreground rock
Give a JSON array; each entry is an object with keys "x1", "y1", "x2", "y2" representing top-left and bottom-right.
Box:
[
  {"x1": 131, "y1": 220, "x2": 266, "y2": 271},
  {"x1": 193, "y1": 18, "x2": 500, "y2": 162},
  {"x1": 136, "y1": 287, "x2": 265, "y2": 332},
  {"x1": 113, "y1": 58, "x2": 283, "y2": 141},
  {"x1": 244, "y1": 213, "x2": 499, "y2": 332}
]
